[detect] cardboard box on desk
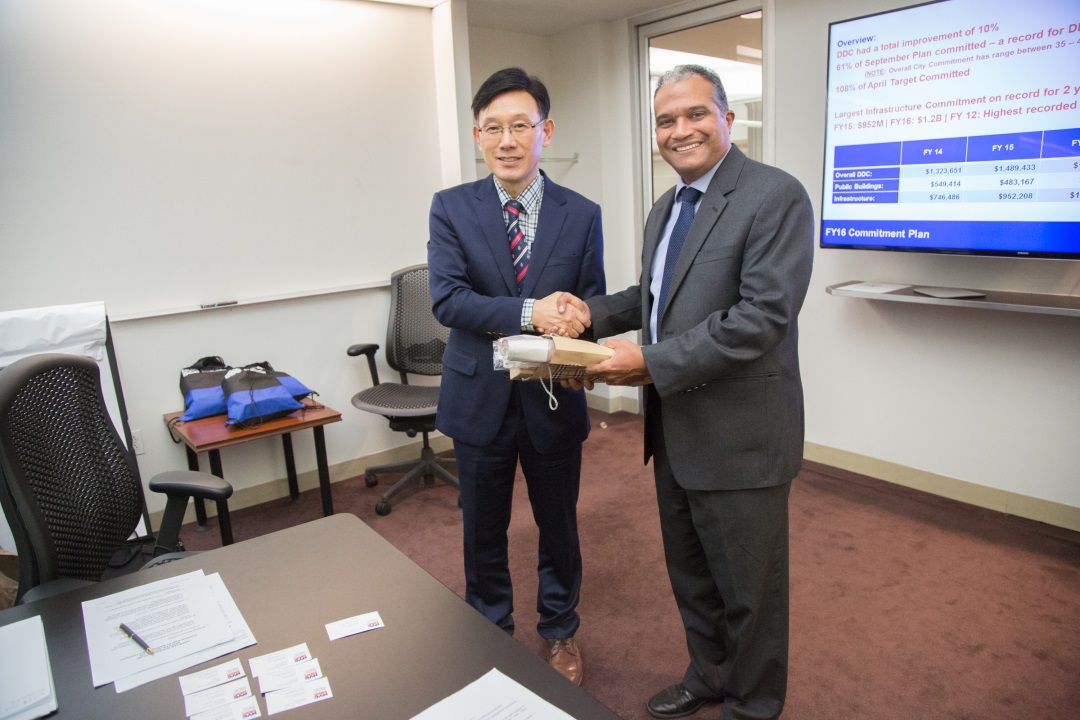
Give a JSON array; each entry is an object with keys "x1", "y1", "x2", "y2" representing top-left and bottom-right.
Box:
[{"x1": 508, "y1": 336, "x2": 613, "y2": 381}]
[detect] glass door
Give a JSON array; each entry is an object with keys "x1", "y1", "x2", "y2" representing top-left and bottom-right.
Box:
[{"x1": 638, "y1": 2, "x2": 766, "y2": 203}]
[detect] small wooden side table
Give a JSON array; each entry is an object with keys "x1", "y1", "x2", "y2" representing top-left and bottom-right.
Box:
[{"x1": 164, "y1": 402, "x2": 342, "y2": 543}]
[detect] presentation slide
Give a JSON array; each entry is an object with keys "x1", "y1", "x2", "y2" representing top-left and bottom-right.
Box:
[{"x1": 821, "y1": 0, "x2": 1080, "y2": 257}]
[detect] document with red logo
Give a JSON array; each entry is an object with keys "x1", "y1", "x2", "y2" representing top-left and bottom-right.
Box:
[
  {"x1": 324, "y1": 611, "x2": 384, "y2": 641},
  {"x1": 264, "y1": 677, "x2": 333, "y2": 715}
]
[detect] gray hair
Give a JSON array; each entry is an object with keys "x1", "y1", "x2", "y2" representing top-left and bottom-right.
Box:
[{"x1": 655, "y1": 64, "x2": 729, "y2": 113}]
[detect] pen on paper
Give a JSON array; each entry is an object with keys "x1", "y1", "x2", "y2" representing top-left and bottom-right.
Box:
[
  {"x1": 119, "y1": 623, "x2": 153, "y2": 655},
  {"x1": 200, "y1": 300, "x2": 238, "y2": 310}
]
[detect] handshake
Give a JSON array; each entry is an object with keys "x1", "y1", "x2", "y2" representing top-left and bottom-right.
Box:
[
  {"x1": 532, "y1": 291, "x2": 592, "y2": 338},
  {"x1": 531, "y1": 292, "x2": 652, "y2": 389}
]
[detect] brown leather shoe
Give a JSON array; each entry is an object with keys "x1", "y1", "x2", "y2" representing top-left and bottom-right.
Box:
[{"x1": 546, "y1": 637, "x2": 583, "y2": 685}]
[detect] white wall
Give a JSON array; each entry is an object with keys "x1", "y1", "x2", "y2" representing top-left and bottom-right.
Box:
[
  {"x1": 0, "y1": 0, "x2": 456, "y2": 523},
  {"x1": 473, "y1": 0, "x2": 1080, "y2": 518}
]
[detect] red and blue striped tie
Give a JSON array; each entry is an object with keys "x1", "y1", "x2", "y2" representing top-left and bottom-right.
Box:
[{"x1": 506, "y1": 199, "x2": 527, "y2": 294}]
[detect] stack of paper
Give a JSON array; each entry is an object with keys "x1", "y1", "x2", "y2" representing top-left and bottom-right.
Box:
[
  {"x1": 410, "y1": 668, "x2": 574, "y2": 720},
  {"x1": 179, "y1": 660, "x2": 260, "y2": 720},
  {"x1": 0, "y1": 616, "x2": 57, "y2": 720},
  {"x1": 80, "y1": 570, "x2": 256, "y2": 693},
  {"x1": 249, "y1": 642, "x2": 333, "y2": 715}
]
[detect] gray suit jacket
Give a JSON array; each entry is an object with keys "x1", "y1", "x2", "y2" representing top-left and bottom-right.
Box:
[{"x1": 589, "y1": 145, "x2": 814, "y2": 491}]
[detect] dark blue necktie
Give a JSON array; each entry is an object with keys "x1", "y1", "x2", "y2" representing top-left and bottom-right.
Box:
[
  {"x1": 506, "y1": 199, "x2": 527, "y2": 294},
  {"x1": 655, "y1": 186, "x2": 702, "y2": 325}
]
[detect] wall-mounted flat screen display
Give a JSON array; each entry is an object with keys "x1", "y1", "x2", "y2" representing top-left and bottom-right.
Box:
[{"x1": 821, "y1": 0, "x2": 1080, "y2": 258}]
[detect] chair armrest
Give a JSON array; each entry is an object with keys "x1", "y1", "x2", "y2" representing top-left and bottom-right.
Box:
[
  {"x1": 18, "y1": 578, "x2": 96, "y2": 605},
  {"x1": 149, "y1": 470, "x2": 233, "y2": 502},
  {"x1": 347, "y1": 343, "x2": 381, "y2": 386}
]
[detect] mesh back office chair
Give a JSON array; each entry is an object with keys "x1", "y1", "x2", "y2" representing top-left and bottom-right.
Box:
[
  {"x1": 347, "y1": 264, "x2": 458, "y2": 516},
  {"x1": 0, "y1": 353, "x2": 232, "y2": 605}
]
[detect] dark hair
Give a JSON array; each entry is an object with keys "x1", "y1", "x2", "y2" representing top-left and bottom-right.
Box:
[
  {"x1": 471, "y1": 67, "x2": 551, "y2": 122},
  {"x1": 655, "y1": 64, "x2": 729, "y2": 113}
]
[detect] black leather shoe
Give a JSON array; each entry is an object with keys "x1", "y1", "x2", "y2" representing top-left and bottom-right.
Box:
[{"x1": 647, "y1": 684, "x2": 708, "y2": 719}]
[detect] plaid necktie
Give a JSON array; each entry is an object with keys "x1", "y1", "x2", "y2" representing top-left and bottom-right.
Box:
[
  {"x1": 506, "y1": 199, "x2": 527, "y2": 293},
  {"x1": 655, "y1": 186, "x2": 702, "y2": 325}
]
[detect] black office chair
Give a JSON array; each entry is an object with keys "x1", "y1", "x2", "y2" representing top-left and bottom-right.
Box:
[
  {"x1": 347, "y1": 264, "x2": 458, "y2": 516},
  {"x1": 0, "y1": 353, "x2": 233, "y2": 605}
]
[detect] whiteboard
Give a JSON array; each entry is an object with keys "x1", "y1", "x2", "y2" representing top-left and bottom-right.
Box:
[{"x1": 0, "y1": 0, "x2": 441, "y2": 319}]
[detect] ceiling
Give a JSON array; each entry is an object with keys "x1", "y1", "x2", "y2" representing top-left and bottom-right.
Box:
[{"x1": 466, "y1": 0, "x2": 687, "y2": 36}]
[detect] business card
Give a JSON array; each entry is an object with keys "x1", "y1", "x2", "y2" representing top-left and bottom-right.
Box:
[
  {"x1": 247, "y1": 643, "x2": 312, "y2": 678},
  {"x1": 325, "y1": 611, "x2": 385, "y2": 641},
  {"x1": 257, "y1": 659, "x2": 322, "y2": 694},
  {"x1": 190, "y1": 697, "x2": 262, "y2": 720},
  {"x1": 264, "y1": 677, "x2": 333, "y2": 715},
  {"x1": 183, "y1": 677, "x2": 254, "y2": 717},
  {"x1": 180, "y1": 659, "x2": 247, "y2": 696}
]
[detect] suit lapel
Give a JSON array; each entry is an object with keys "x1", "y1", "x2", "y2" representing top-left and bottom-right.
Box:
[
  {"x1": 473, "y1": 176, "x2": 519, "y2": 296},
  {"x1": 520, "y1": 175, "x2": 567, "y2": 299},
  {"x1": 663, "y1": 146, "x2": 745, "y2": 310}
]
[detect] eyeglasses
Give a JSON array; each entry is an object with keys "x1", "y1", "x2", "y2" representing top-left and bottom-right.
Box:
[{"x1": 477, "y1": 118, "x2": 545, "y2": 140}]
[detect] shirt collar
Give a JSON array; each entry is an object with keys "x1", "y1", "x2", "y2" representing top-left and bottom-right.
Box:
[
  {"x1": 674, "y1": 151, "x2": 727, "y2": 201},
  {"x1": 495, "y1": 171, "x2": 544, "y2": 213}
]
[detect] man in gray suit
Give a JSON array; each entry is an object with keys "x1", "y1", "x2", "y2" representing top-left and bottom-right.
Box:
[{"x1": 567, "y1": 64, "x2": 813, "y2": 719}]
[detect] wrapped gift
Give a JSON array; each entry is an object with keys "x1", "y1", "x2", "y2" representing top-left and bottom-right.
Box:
[{"x1": 494, "y1": 335, "x2": 613, "y2": 381}]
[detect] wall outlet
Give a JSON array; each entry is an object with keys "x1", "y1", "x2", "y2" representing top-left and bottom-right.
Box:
[{"x1": 131, "y1": 429, "x2": 145, "y2": 455}]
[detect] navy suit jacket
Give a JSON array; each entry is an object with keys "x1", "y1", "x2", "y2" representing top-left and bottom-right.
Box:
[{"x1": 428, "y1": 173, "x2": 605, "y2": 453}]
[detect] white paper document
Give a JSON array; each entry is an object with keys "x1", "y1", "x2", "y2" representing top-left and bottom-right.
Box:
[
  {"x1": 113, "y1": 573, "x2": 256, "y2": 693},
  {"x1": 179, "y1": 659, "x2": 247, "y2": 696},
  {"x1": 410, "y1": 668, "x2": 575, "y2": 720},
  {"x1": 325, "y1": 611, "x2": 384, "y2": 641},
  {"x1": 264, "y1": 677, "x2": 333, "y2": 715},
  {"x1": 257, "y1": 659, "x2": 323, "y2": 694},
  {"x1": 184, "y1": 677, "x2": 255, "y2": 717},
  {"x1": 840, "y1": 281, "x2": 910, "y2": 294},
  {"x1": 248, "y1": 643, "x2": 312, "y2": 678},
  {"x1": 81, "y1": 570, "x2": 235, "y2": 687},
  {"x1": 190, "y1": 698, "x2": 262, "y2": 720},
  {"x1": 0, "y1": 616, "x2": 57, "y2": 720}
]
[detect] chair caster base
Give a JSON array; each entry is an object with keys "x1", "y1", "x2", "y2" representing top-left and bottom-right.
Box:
[
  {"x1": 375, "y1": 501, "x2": 392, "y2": 516},
  {"x1": 365, "y1": 472, "x2": 378, "y2": 488}
]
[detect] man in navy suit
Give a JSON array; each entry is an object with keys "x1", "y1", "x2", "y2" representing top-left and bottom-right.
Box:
[{"x1": 427, "y1": 67, "x2": 604, "y2": 686}]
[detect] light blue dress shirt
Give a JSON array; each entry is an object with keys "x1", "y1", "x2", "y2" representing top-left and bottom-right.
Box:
[{"x1": 649, "y1": 157, "x2": 725, "y2": 344}]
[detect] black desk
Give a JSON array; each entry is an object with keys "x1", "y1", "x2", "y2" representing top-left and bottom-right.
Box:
[{"x1": 0, "y1": 514, "x2": 620, "y2": 719}]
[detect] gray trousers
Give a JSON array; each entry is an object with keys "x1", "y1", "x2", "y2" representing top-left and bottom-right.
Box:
[{"x1": 650, "y1": 405, "x2": 791, "y2": 720}]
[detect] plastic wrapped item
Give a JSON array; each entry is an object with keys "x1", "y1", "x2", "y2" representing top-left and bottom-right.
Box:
[
  {"x1": 492, "y1": 334, "x2": 614, "y2": 410},
  {"x1": 492, "y1": 335, "x2": 613, "y2": 380}
]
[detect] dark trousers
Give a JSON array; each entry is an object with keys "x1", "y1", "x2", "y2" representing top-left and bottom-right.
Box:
[
  {"x1": 454, "y1": 386, "x2": 583, "y2": 639},
  {"x1": 649, "y1": 393, "x2": 791, "y2": 720}
]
